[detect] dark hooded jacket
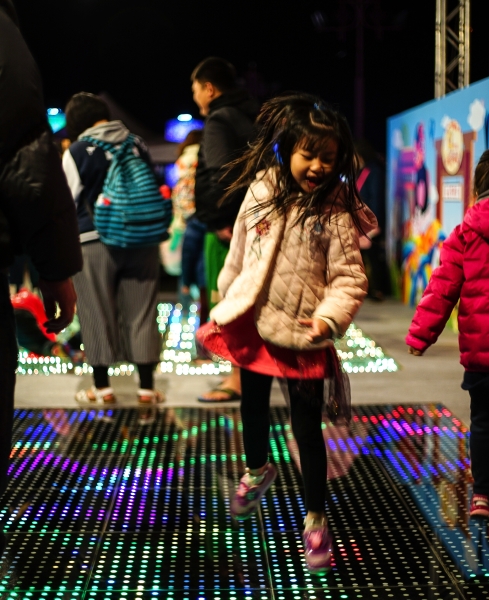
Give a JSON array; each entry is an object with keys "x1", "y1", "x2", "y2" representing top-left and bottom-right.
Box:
[
  {"x1": 194, "y1": 89, "x2": 258, "y2": 231},
  {"x1": 0, "y1": 0, "x2": 82, "y2": 280}
]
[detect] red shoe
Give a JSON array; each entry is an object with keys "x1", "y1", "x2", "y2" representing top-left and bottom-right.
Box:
[{"x1": 470, "y1": 494, "x2": 489, "y2": 518}]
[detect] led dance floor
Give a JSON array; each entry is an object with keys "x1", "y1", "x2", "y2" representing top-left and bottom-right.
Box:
[{"x1": 0, "y1": 404, "x2": 487, "y2": 599}]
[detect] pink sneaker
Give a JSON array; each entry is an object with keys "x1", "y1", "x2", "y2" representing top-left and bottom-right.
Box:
[
  {"x1": 303, "y1": 517, "x2": 333, "y2": 573},
  {"x1": 230, "y1": 464, "x2": 277, "y2": 520},
  {"x1": 470, "y1": 494, "x2": 489, "y2": 518}
]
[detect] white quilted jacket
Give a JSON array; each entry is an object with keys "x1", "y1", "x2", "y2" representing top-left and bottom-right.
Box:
[{"x1": 210, "y1": 170, "x2": 378, "y2": 350}]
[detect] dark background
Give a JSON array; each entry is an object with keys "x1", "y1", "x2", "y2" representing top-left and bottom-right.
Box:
[{"x1": 12, "y1": 0, "x2": 489, "y2": 154}]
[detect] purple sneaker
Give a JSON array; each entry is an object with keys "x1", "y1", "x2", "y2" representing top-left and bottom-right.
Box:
[
  {"x1": 230, "y1": 464, "x2": 277, "y2": 520},
  {"x1": 303, "y1": 518, "x2": 333, "y2": 573}
]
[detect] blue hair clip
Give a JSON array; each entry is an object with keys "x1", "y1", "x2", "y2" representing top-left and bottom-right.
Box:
[
  {"x1": 273, "y1": 142, "x2": 283, "y2": 165},
  {"x1": 314, "y1": 102, "x2": 323, "y2": 110}
]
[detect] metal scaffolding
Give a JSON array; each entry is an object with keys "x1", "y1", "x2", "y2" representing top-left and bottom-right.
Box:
[{"x1": 435, "y1": 0, "x2": 470, "y2": 98}]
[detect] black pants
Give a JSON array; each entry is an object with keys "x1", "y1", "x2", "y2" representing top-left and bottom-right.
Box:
[
  {"x1": 469, "y1": 380, "x2": 489, "y2": 496},
  {"x1": 240, "y1": 368, "x2": 326, "y2": 513},
  {"x1": 0, "y1": 273, "x2": 17, "y2": 496}
]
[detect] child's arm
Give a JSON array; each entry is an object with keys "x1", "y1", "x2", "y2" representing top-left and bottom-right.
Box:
[
  {"x1": 314, "y1": 212, "x2": 369, "y2": 335},
  {"x1": 406, "y1": 225, "x2": 465, "y2": 354}
]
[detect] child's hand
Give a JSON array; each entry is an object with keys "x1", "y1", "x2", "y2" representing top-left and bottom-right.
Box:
[
  {"x1": 299, "y1": 318, "x2": 332, "y2": 343},
  {"x1": 408, "y1": 346, "x2": 424, "y2": 356}
]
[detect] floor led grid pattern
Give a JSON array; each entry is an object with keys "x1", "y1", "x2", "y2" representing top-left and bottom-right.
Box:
[{"x1": 0, "y1": 404, "x2": 487, "y2": 599}]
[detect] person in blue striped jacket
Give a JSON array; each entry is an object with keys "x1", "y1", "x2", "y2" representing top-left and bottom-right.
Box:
[{"x1": 62, "y1": 92, "x2": 169, "y2": 407}]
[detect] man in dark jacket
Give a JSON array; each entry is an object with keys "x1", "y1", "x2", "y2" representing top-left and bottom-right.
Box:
[
  {"x1": 191, "y1": 57, "x2": 258, "y2": 402},
  {"x1": 0, "y1": 0, "x2": 82, "y2": 495}
]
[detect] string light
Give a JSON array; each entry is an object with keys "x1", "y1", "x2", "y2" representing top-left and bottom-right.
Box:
[
  {"x1": 16, "y1": 304, "x2": 397, "y2": 376},
  {"x1": 336, "y1": 324, "x2": 399, "y2": 374}
]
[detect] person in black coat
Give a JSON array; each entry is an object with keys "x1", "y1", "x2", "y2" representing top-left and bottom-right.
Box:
[
  {"x1": 191, "y1": 57, "x2": 258, "y2": 403},
  {"x1": 0, "y1": 0, "x2": 82, "y2": 495}
]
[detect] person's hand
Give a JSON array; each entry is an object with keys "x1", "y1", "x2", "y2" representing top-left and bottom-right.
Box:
[
  {"x1": 298, "y1": 317, "x2": 332, "y2": 343},
  {"x1": 38, "y1": 278, "x2": 77, "y2": 334},
  {"x1": 408, "y1": 346, "x2": 424, "y2": 356},
  {"x1": 215, "y1": 226, "x2": 233, "y2": 242}
]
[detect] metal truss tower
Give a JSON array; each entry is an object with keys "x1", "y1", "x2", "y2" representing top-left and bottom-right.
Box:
[{"x1": 435, "y1": 0, "x2": 470, "y2": 98}]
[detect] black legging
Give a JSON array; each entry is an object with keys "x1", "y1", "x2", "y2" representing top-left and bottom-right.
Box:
[
  {"x1": 93, "y1": 363, "x2": 155, "y2": 390},
  {"x1": 469, "y1": 381, "x2": 489, "y2": 496},
  {"x1": 240, "y1": 368, "x2": 326, "y2": 513}
]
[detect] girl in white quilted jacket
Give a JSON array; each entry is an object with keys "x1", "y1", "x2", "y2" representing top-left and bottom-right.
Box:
[{"x1": 196, "y1": 93, "x2": 377, "y2": 573}]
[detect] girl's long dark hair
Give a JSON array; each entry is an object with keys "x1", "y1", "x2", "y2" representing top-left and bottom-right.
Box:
[{"x1": 221, "y1": 92, "x2": 365, "y2": 232}]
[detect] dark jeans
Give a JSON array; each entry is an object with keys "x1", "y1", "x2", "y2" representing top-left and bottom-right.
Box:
[
  {"x1": 181, "y1": 218, "x2": 206, "y2": 289},
  {"x1": 468, "y1": 378, "x2": 489, "y2": 496},
  {"x1": 0, "y1": 272, "x2": 17, "y2": 496},
  {"x1": 240, "y1": 368, "x2": 326, "y2": 512}
]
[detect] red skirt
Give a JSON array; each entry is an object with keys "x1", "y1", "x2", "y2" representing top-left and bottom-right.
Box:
[{"x1": 196, "y1": 308, "x2": 330, "y2": 379}]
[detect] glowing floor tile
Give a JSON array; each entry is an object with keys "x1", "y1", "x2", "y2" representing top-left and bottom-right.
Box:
[
  {"x1": 355, "y1": 404, "x2": 470, "y2": 487},
  {"x1": 108, "y1": 480, "x2": 259, "y2": 534},
  {"x1": 85, "y1": 591, "x2": 271, "y2": 599},
  {"x1": 430, "y1": 520, "x2": 489, "y2": 585},
  {"x1": 11, "y1": 408, "x2": 136, "y2": 458},
  {"x1": 261, "y1": 455, "x2": 412, "y2": 532},
  {"x1": 89, "y1": 531, "x2": 270, "y2": 594},
  {"x1": 7, "y1": 451, "x2": 123, "y2": 491},
  {"x1": 1, "y1": 404, "x2": 482, "y2": 598},
  {"x1": 118, "y1": 408, "x2": 247, "y2": 495},
  {"x1": 0, "y1": 487, "x2": 111, "y2": 533},
  {"x1": 273, "y1": 587, "x2": 462, "y2": 600},
  {"x1": 267, "y1": 528, "x2": 452, "y2": 590},
  {"x1": 0, "y1": 532, "x2": 97, "y2": 592},
  {"x1": 461, "y1": 584, "x2": 489, "y2": 599},
  {"x1": 1, "y1": 594, "x2": 83, "y2": 600}
]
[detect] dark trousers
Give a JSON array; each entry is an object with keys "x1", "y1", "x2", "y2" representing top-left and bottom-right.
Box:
[
  {"x1": 181, "y1": 217, "x2": 206, "y2": 289},
  {"x1": 469, "y1": 380, "x2": 489, "y2": 496},
  {"x1": 240, "y1": 368, "x2": 326, "y2": 512},
  {"x1": 0, "y1": 273, "x2": 17, "y2": 496},
  {"x1": 73, "y1": 241, "x2": 160, "y2": 367}
]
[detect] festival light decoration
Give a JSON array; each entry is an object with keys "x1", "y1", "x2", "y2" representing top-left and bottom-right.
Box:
[{"x1": 16, "y1": 303, "x2": 398, "y2": 376}]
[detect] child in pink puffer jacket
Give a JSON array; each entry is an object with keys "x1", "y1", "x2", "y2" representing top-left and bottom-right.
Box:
[{"x1": 406, "y1": 150, "x2": 489, "y2": 519}]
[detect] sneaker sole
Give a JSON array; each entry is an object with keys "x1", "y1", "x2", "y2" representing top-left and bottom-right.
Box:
[
  {"x1": 308, "y1": 564, "x2": 332, "y2": 575},
  {"x1": 306, "y1": 552, "x2": 333, "y2": 574},
  {"x1": 470, "y1": 509, "x2": 489, "y2": 518}
]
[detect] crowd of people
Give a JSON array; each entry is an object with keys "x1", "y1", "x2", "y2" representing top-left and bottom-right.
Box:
[{"x1": 3, "y1": 0, "x2": 489, "y2": 577}]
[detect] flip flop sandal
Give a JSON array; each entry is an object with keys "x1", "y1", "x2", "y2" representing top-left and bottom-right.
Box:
[
  {"x1": 137, "y1": 389, "x2": 165, "y2": 406},
  {"x1": 137, "y1": 407, "x2": 157, "y2": 426},
  {"x1": 197, "y1": 387, "x2": 242, "y2": 403},
  {"x1": 75, "y1": 386, "x2": 116, "y2": 405}
]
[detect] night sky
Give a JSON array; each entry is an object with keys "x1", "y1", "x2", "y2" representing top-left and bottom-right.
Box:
[{"x1": 12, "y1": 0, "x2": 489, "y2": 153}]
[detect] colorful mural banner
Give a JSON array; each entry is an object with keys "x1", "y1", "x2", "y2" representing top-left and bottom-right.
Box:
[{"x1": 387, "y1": 76, "x2": 489, "y2": 305}]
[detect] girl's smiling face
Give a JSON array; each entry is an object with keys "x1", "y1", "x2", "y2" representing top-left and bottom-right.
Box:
[{"x1": 290, "y1": 137, "x2": 338, "y2": 193}]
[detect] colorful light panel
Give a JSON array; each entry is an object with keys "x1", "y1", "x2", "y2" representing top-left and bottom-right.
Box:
[
  {"x1": 16, "y1": 304, "x2": 398, "y2": 377},
  {"x1": 0, "y1": 404, "x2": 485, "y2": 598}
]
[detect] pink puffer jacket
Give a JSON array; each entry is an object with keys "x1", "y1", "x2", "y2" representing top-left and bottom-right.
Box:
[{"x1": 406, "y1": 195, "x2": 489, "y2": 371}]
